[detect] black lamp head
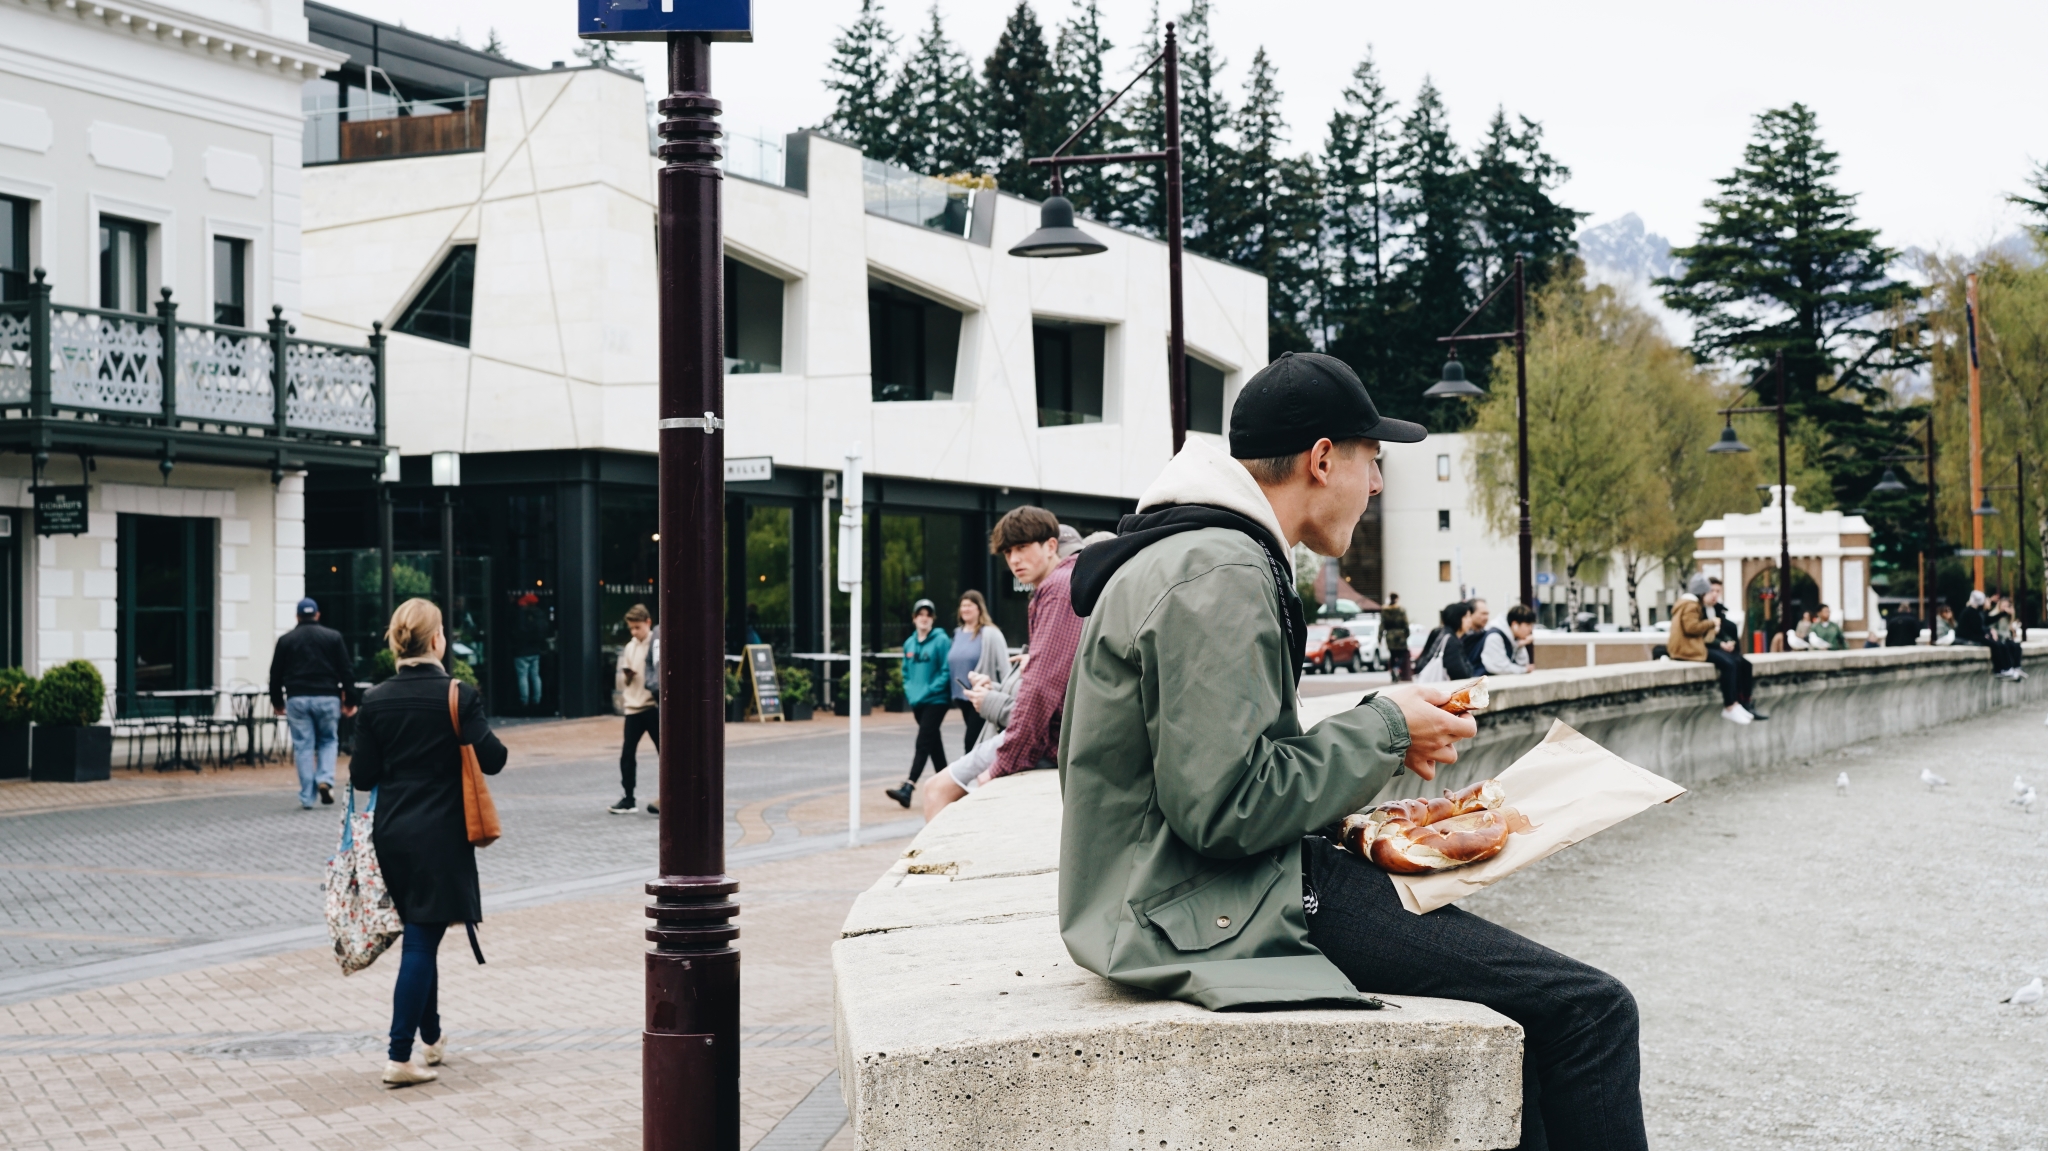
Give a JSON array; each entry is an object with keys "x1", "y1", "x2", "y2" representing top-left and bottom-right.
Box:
[
  {"x1": 1008, "y1": 196, "x2": 1107, "y2": 258},
  {"x1": 1870, "y1": 467, "x2": 1907, "y2": 495},
  {"x1": 1422, "y1": 353, "x2": 1485, "y2": 398},
  {"x1": 1708, "y1": 421, "x2": 1751, "y2": 454}
]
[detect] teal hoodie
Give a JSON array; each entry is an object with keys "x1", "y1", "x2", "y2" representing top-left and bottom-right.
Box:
[{"x1": 901, "y1": 627, "x2": 953, "y2": 707}]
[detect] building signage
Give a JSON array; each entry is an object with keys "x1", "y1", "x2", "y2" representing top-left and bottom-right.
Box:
[
  {"x1": 577, "y1": 0, "x2": 751, "y2": 41},
  {"x1": 34, "y1": 486, "x2": 88, "y2": 536},
  {"x1": 724, "y1": 456, "x2": 773, "y2": 483}
]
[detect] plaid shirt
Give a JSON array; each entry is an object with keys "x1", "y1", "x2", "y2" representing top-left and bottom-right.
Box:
[{"x1": 990, "y1": 554, "x2": 1084, "y2": 780}]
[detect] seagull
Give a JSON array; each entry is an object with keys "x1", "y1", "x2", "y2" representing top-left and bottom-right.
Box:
[
  {"x1": 2015, "y1": 786, "x2": 2038, "y2": 813},
  {"x1": 2016, "y1": 775, "x2": 2031, "y2": 798},
  {"x1": 2002, "y1": 976, "x2": 2043, "y2": 1007},
  {"x1": 1920, "y1": 768, "x2": 1949, "y2": 791},
  {"x1": 1835, "y1": 771, "x2": 1850, "y2": 796}
]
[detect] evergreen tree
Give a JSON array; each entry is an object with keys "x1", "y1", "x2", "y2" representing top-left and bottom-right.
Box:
[
  {"x1": 481, "y1": 27, "x2": 508, "y2": 59},
  {"x1": 2007, "y1": 160, "x2": 2048, "y2": 239},
  {"x1": 1173, "y1": 0, "x2": 1233, "y2": 253},
  {"x1": 1321, "y1": 52, "x2": 1399, "y2": 372},
  {"x1": 1099, "y1": 3, "x2": 1165, "y2": 234},
  {"x1": 890, "y1": 6, "x2": 978, "y2": 176},
  {"x1": 821, "y1": 0, "x2": 900, "y2": 159},
  {"x1": 1659, "y1": 103, "x2": 1924, "y2": 512},
  {"x1": 1215, "y1": 49, "x2": 1319, "y2": 351},
  {"x1": 981, "y1": 2, "x2": 1056, "y2": 198},
  {"x1": 1046, "y1": 0, "x2": 1115, "y2": 216},
  {"x1": 1383, "y1": 79, "x2": 1475, "y2": 429},
  {"x1": 1468, "y1": 108, "x2": 1584, "y2": 297},
  {"x1": 573, "y1": 37, "x2": 625, "y2": 69}
]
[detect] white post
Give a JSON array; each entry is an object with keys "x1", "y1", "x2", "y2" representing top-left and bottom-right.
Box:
[{"x1": 839, "y1": 445, "x2": 864, "y2": 848}]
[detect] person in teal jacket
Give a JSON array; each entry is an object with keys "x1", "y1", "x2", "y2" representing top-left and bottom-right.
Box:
[{"x1": 887, "y1": 598, "x2": 953, "y2": 807}]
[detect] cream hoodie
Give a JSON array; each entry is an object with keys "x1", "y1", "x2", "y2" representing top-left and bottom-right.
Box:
[{"x1": 1134, "y1": 436, "x2": 1293, "y2": 551}]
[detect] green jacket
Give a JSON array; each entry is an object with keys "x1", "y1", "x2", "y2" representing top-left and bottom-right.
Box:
[
  {"x1": 1809, "y1": 620, "x2": 1846, "y2": 650},
  {"x1": 901, "y1": 628, "x2": 952, "y2": 708},
  {"x1": 1058, "y1": 524, "x2": 1411, "y2": 1010}
]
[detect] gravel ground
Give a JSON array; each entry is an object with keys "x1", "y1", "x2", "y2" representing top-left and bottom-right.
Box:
[{"x1": 1461, "y1": 702, "x2": 2048, "y2": 1150}]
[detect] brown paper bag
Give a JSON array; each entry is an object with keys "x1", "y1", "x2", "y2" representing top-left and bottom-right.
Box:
[{"x1": 1389, "y1": 718, "x2": 1682, "y2": 915}]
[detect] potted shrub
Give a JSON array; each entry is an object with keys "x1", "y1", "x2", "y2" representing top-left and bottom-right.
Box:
[
  {"x1": 883, "y1": 664, "x2": 907, "y2": 713},
  {"x1": 778, "y1": 665, "x2": 814, "y2": 721},
  {"x1": 725, "y1": 666, "x2": 748, "y2": 722},
  {"x1": 0, "y1": 668, "x2": 32, "y2": 779},
  {"x1": 831, "y1": 662, "x2": 870, "y2": 717},
  {"x1": 31, "y1": 660, "x2": 111, "y2": 783}
]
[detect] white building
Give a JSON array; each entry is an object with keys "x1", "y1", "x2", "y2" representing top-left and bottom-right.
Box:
[
  {"x1": 294, "y1": 36, "x2": 1267, "y2": 716},
  {"x1": 0, "y1": 0, "x2": 383, "y2": 716},
  {"x1": 1694, "y1": 486, "x2": 1877, "y2": 644}
]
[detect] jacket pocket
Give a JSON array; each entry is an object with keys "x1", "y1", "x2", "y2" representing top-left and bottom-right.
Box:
[{"x1": 1133, "y1": 854, "x2": 1286, "y2": 953}]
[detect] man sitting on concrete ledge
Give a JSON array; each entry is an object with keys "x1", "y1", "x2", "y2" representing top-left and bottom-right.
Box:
[{"x1": 1063, "y1": 351, "x2": 1649, "y2": 1151}]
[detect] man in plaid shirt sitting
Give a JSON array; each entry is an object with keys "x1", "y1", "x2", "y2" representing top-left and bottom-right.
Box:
[{"x1": 922, "y1": 506, "x2": 1087, "y2": 821}]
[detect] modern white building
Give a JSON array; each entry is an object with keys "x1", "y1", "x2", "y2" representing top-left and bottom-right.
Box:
[
  {"x1": 0, "y1": 0, "x2": 384, "y2": 717},
  {"x1": 294, "y1": 29, "x2": 1267, "y2": 716}
]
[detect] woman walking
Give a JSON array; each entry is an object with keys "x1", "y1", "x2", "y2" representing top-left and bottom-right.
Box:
[
  {"x1": 349, "y1": 598, "x2": 508, "y2": 1086},
  {"x1": 885, "y1": 599, "x2": 951, "y2": 808},
  {"x1": 947, "y1": 591, "x2": 1008, "y2": 753}
]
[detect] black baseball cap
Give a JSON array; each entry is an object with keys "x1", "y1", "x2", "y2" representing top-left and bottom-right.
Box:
[{"x1": 1227, "y1": 351, "x2": 1427, "y2": 458}]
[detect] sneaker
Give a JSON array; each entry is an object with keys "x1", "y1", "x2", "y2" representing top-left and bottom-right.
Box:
[
  {"x1": 422, "y1": 1037, "x2": 446, "y2": 1066},
  {"x1": 301, "y1": 803, "x2": 314, "y2": 810},
  {"x1": 382, "y1": 1060, "x2": 438, "y2": 1086},
  {"x1": 645, "y1": 802, "x2": 659, "y2": 815},
  {"x1": 884, "y1": 781, "x2": 915, "y2": 808},
  {"x1": 608, "y1": 796, "x2": 637, "y2": 814},
  {"x1": 317, "y1": 783, "x2": 334, "y2": 805},
  {"x1": 1721, "y1": 704, "x2": 1753, "y2": 725}
]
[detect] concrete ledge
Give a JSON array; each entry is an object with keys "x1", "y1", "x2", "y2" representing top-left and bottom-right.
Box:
[{"x1": 834, "y1": 770, "x2": 1525, "y2": 1150}]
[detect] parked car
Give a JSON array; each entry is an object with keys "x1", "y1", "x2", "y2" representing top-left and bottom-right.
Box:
[{"x1": 1303, "y1": 624, "x2": 1364, "y2": 675}]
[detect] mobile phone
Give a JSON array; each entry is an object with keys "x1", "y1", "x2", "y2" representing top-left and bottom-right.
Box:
[{"x1": 954, "y1": 676, "x2": 970, "y2": 690}]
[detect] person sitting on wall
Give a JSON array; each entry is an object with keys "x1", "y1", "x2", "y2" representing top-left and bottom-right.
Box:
[
  {"x1": 1808, "y1": 603, "x2": 1846, "y2": 651},
  {"x1": 1669, "y1": 575, "x2": 1764, "y2": 724},
  {"x1": 1060, "y1": 352, "x2": 1648, "y2": 1151},
  {"x1": 1475, "y1": 602, "x2": 1536, "y2": 675}
]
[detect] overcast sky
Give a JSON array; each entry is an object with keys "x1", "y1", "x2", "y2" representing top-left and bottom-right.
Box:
[{"x1": 350, "y1": 0, "x2": 2047, "y2": 256}]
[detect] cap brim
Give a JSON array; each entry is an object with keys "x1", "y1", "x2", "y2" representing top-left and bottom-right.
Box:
[{"x1": 1361, "y1": 416, "x2": 1428, "y2": 444}]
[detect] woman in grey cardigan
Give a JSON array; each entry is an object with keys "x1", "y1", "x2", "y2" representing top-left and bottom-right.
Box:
[{"x1": 947, "y1": 590, "x2": 1008, "y2": 751}]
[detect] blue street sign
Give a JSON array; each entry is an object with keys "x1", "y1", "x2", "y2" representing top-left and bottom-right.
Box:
[
  {"x1": 578, "y1": 0, "x2": 751, "y2": 41},
  {"x1": 1535, "y1": 572, "x2": 1553, "y2": 586}
]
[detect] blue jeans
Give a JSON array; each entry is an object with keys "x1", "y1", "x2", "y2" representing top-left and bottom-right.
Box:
[
  {"x1": 513, "y1": 654, "x2": 542, "y2": 707},
  {"x1": 388, "y1": 921, "x2": 446, "y2": 1062},
  {"x1": 285, "y1": 695, "x2": 341, "y2": 806}
]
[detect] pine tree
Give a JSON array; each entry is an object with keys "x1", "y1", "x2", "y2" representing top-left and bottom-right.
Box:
[
  {"x1": 481, "y1": 27, "x2": 508, "y2": 59},
  {"x1": 1321, "y1": 52, "x2": 1399, "y2": 370},
  {"x1": 821, "y1": 0, "x2": 900, "y2": 159},
  {"x1": 1173, "y1": 0, "x2": 1232, "y2": 253},
  {"x1": 1383, "y1": 79, "x2": 1475, "y2": 429},
  {"x1": 2011, "y1": 161, "x2": 2048, "y2": 238},
  {"x1": 573, "y1": 38, "x2": 624, "y2": 69},
  {"x1": 1099, "y1": 3, "x2": 1164, "y2": 234},
  {"x1": 1215, "y1": 49, "x2": 1318, "y2": 351},
  {"x1": 1046, "y1": 0, "x2": 1115, "y2": 216},
  {"x1": 890, "y1": 7, "x2": 977, "y2": 176},
  {"x1": 1468, "y1": 108, "x2": 1584, "y2": 296},
  {"x1": 981, "y1": 3, "x2": 1056, "y2": 198},
  {"x1": 1659, "y1": 103, "x2": 1924, "y2": 512}
]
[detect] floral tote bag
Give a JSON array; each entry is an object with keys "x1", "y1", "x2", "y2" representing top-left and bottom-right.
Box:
[{"x1": 324, "y1": 786, "x2": 404, "y2": 975}]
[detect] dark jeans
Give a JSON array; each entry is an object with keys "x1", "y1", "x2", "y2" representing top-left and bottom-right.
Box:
[
  {"x1": 1703, "y1": 647, "x2": 1753, "y2": 707},
  {"x1": 908, "y1": 702, "x2": 949, "y2": 782},
  {"x1": 388, "y1": 921, "x2": 446, "y2": 1062},
  {"x1": 620, "y1": 708, "x2": 659, "y2": 795},
  {"x1": 954, "y1": 699, "x2": 986, "y2": 751},
  {"x1": 1303, "y1": 837, "x2": 1647, "y2": 1151},
  {"x1": 1388, "y1": 642, "x2": 1411, "y2": 681},
  {"x1": 1983, "y1": 638, "x2": 2023, "y2": 672}
]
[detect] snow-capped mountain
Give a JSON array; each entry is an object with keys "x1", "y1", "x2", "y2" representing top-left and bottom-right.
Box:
[{"x1": 1576, "y1": 213, "x2": 1692, "y2": 344}]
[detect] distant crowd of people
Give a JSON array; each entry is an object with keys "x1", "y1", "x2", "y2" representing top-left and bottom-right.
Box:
[{"x1": 1384, "y1": 595, "x2": 1535, "y2": 683}]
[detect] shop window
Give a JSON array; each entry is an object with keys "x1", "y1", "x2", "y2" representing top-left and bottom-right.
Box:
[
  {"x1": 99, "y1": 216, "x2": 150, "y2": 314},
  {"x1": 395, "y1": 245, "x2": 477, "y2": 347},
  {"x1": 118, "y1": 515, "x2": 214, "y2": 716},
  {"x1": 725, "y1": 257, "x2": 783, "y2": 374},
  {"x1": 213, "y1": 236, "x2": 249, "y2": 327},
  {"x1": 600, "y1": 487, "x2": 660, "y2": 675},
  {"x1": 0, "y1": 195, "x2": 28, "y2": 303},
  {"x1": 876, "y1": 512, "x2": 962, "y2": 650},
  {"x1": 1033, "y1": 319, "x2": 1105, "y2": 427},
  {"x1": 1186, "y1": 355, "x2": 1225, "y2": 435},
  {"x1": 745, "y1": 504, "x2": 795, "y2": 652},
  {"x1": 868, "y1": 279, "x2": 961, "y2": 402}
]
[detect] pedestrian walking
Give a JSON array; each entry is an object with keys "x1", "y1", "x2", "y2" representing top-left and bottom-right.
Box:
[
  {"x1": 269, "y1": 597, "x2": 356, "y2": 809},
  {"x1": 347, "y1": 597, "x2": 508, "y2": 1086},
  {"x1": 885, "y1": 599, "x2": 952, "y2": 808},
  {"x1": 947, "y1": 590, "x2": 1007, "y2": 753},
  {"x1": 1380, "y1": 593, "x2": 1411, "y2": 680},
  {"x1": 610, "y1": 604, "x2": 659, "y2": 815}
]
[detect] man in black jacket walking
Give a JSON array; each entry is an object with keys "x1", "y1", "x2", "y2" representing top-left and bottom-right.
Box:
[{"x1": 270, "y1": 598, "x2": 356, "y2": 808}]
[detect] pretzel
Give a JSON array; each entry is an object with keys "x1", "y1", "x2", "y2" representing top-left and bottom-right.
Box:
[
  {"x1": 1443, "y1": 677, "x2": 1489, "y2": 715},
  {"x1": 1339, "y1": 777, "x2": 1534, "y2": 874}
]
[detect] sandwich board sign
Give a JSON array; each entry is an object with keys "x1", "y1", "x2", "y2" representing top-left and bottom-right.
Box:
[
  {"x1": 578, "y1": 0, "x2": 752, "y2": 40},
  {"x1": 743, "y1": 643, "x2": 782, "y2": 722}
]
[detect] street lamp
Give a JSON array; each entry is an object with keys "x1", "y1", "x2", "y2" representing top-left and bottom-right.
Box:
[
  {"x1": 1012, "y1": 25, "x2": 1185, "y2": 452},
  {"x1": 430, "y1": 451, "x2": 459, "y2": 644},
  {"x1": 579, "y1": 1, "x2": 752, "y2": 1146},
  {"x1": 1870, "y1": 415, "x2": 1940, "y2": 631},
  {"x1": 1978, "y1": 452, "x2": 2032, "y2": 628},
  {"x1": 1428, "y1": 258, "x2": 1532, "y2": 609},
  {"x1": 1710, "y1": 351, "x2": 1794, "y2": 646}
]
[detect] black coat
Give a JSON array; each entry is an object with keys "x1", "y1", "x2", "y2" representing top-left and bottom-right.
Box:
[
  {"x1": 348, "y1": 664, "x2": 507, "y2": 924},
  {"x1": 269, "y1": 619, "x2": 354, "y2": 710}
]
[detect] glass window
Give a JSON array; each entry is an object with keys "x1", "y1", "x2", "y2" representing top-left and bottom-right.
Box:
[
  {"x1": 395, "y1": 245, "x2": 477, "y2": 346},
  {"x1": 868, "y1": 279, "x2": 961, "y2": 402},
  {"x1": 213, "y1": 236, "x2": 248, "y2": 327},
  {"x1": 302, "y1": 78, "x2": 341, "y2": 164},
  {"x1": 1186, "y1": 355, "x2": 1225, "y2": 435},
  {"x1": 99, "y1": 216, "x2": 149, "y2": 314},
  {"x1": 1438, "y1": 510, "x2": 1451, "y2": 531},
  {"x1": 745, "y1": 504, "x2": 794, "y2": 652},
  {"x1": 1033, "y1": 320, "x2": 1105, "y2": 427},
  {"x1": 1436, "y1": 453, "x2": 1452, "y2": 481},
  {"x1": 118, "y1": 515, "x2": 214, "y2": 716},
  {"x1": 1438, "y1": 560, "x2": 1452, "y2": 582},
  {"x1": 0, "y1": 195, "x2": 28, "y2": 303},
  {"x1": 724, "y1": 256, "x2": 783, "y2": 374},
  {"x1": 600, "y1": 487, "x2": 660, "y2": 675}
]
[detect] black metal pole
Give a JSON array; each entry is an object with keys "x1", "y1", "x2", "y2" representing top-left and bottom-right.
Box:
[
  {"x1": 646, "y1": 31, "x2": 738, "y2": 1151},
  {"x1": 1163, "y1": 24, "x2": 1187, "y2": 455},
  {"x1": 439, "y1": 488, "x2": 455, "y2": 648},
  {"x1": 379, "y1": 481, "x2": 394, "y2": 622},
  {"x1": 1924, "y1": 419, "x2": 1937, "y2": 630},
  {"x1": 2019, "y1": 453, "x2": 2029, "y2": 630},
  {"x1": 1513, "y1": 256, "x2": 1531, "y2": 611},
  {"x1": 1776, "y1": 351, "x2": 1791, "y2": 641}
]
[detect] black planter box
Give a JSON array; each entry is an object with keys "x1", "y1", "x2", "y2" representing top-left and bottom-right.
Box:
[
  {"x1": 883, "y1": 699, "x2": 907, "y2": 713},
  {"x1": 785, "y1": 701, "x2": 814, "y2": 721},
  {"x1": 832, "y1": 698, "x2": 871, "y2": 717},
  {"x1": 0, "y1": 724, "x2": 27, "y2": 779},
  {"x1": 31, "y1": 725, "x2": 112, "y2": 783},
  {"x1": 726, "y1": 698, "x2": 748, "y2": 723}
]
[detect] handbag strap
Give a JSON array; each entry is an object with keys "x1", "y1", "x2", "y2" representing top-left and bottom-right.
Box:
[
  {"x1": 337, "y1": 784, "x2": 376, "y2": 854},
  {"x1": 447, "y1": 679, "x2": 466, "y2": 745}
]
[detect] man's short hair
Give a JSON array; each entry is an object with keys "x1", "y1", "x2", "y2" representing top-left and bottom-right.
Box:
[
  {"x1": 990, "y1": 506, "x2": 1060, "y2": 555},
  {"x1": 1239, "y1": 437, "x2": 1373, "y2": 485},
  {"x1": 624, "y1": 603, "x2": 651, "y2": 624},
  {"x1": 1708, "y1": 576, "x2": 1724, "y2": 586},
  {"x1": 1506, "y1": 604, "x2": 1536, "y2": 626}
]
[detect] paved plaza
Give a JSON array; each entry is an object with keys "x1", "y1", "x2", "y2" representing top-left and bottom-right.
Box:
[{"x1": 2, "y1": 700, "x2": 2046, "y2": 1149}]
